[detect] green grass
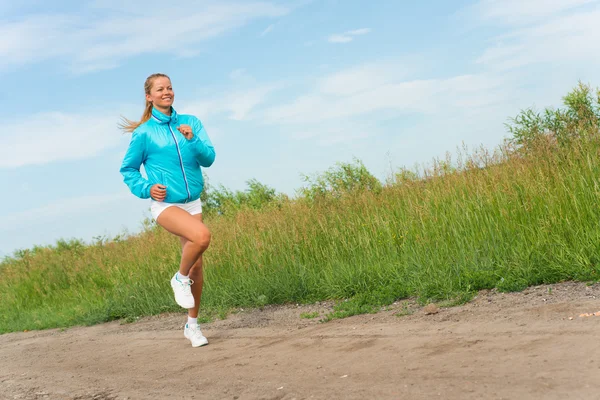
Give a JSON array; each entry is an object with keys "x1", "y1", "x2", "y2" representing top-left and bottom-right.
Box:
[
  {"x1": 3, "y1": 84, "x2": 600, "y2": 333},
  {"x1": 300, "y1": 312, "x2": 320, "y2": 319},
  {"x1": 2, "y1": 137, "x2": 599, "y2": 333}
]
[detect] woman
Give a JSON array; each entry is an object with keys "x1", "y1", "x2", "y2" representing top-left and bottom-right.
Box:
[{"x1": 120, "y1": 73, "x2": 215, "y2": 347}]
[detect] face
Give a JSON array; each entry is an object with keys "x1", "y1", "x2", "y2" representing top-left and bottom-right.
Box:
[{"x1": 146, "y1": 76, "x2": 174, "y2": 110}]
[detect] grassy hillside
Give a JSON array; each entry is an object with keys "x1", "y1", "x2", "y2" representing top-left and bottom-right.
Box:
[{"x1": 2, "y1": 83, "x2": 600, "y2": 334}]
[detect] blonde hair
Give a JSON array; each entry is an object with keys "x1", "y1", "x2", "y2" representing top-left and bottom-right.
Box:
[{"x1": 119, "y1": 73, "x2": 171, "y2": 133}]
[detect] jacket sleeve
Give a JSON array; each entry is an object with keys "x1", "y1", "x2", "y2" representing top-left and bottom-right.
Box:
[
  {"x1": 120, "y1": 130, "x2": 152, "y2": 199},
  {"x1": 188, "y1": 117, "x2": 216, "y2": 167}
]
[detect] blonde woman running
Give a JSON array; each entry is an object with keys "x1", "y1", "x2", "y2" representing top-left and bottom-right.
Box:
[{"x1": 120, "y1": 73, "x2": 215, "y2": 347}]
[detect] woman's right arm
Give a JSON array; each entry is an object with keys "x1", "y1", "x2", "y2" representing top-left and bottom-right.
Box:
[{"x1": 120, "y1": 131, "x2": 152, "y2": 199}]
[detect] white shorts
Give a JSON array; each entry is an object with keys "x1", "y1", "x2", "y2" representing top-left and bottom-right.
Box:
[{"x1": 150, "y1": 198, "x2": 203, "y2": 221}]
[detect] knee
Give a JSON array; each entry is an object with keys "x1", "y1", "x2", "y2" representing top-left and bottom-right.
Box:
[{"x1": 191, "y1": 228, "x2": 211, "y2": 252}]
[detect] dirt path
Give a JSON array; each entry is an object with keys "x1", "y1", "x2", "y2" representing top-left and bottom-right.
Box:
[{"x1": 1, "y1": 282, "x2": 600, "y2": 400}]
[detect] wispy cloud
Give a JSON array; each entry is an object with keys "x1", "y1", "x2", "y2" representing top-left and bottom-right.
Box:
[
  {"x1": 260, "y1": 23, "x2": 276, "y2": 37},
  {"x1": 260, "y1": 61, "x2": 509, "y2": 127},
  {"x1": 0, "y1": 1, "x2": 289, "y2": 72},
  {"x1": 229, "y1": 68, "x2": 251, "y2": 81},
  {"x1": 474, "y1": 0, "x2": 598, "y2": 24},
  {"x1": 346, "y1": 28, "x2": 371, "y2": 35},
  {"x1": 181, "y1": 82, "x2": 285, "y2": 122},
  {"x1": 317, "y1": 62, "x2": 411, "y2": 96},
  {"x1": 248, "y1": 59, "x2": 518, "y2": 151},
  {"x1": 0, "y1": 193, "x2": 131, "y2": 232},
  {"x1": 1, "y1": 78, "x2": 282, "y2": 169},
  {"x1": 289, "y1": 119, "x2": 379, "y2": 146},
  {"x1": 475, "y1": 0, "x2": 600, "y2": 69},
  {"x1": 0, "y1": 112, "x2": 122, "y2": 168},
  {"x1": 327, "y1": 27, "x2": 371, "y2": 43}
]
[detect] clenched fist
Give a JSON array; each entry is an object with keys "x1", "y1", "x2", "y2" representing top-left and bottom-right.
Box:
[
  {"x1": 150, "y1": 184, "x2": 167, "y2": 201},
  {"x1": 177, "y1": 124, "x2": 193, "y2": 140}
]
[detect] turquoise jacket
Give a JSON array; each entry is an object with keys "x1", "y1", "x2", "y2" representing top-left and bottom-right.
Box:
[{"x1": 120, "y1": 107, "x2": 215, "y2": 204}]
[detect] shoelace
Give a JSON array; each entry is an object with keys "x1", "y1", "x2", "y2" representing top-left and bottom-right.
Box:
[
  {"x1": 188, "y1": 325, "x2": 204, "y2": 338},
  {"x1": 179, "y1": 278, "x2": 194, "y2": 294}
]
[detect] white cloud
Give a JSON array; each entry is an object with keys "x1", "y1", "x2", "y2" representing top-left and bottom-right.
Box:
[
  {"x1": 289, "y1": 119, "x2": 379, "y2": 146},
  {"x1": 476, "y1": 2, "x2": 600, "y2": 69},
  {"x1": 242, "y1": 59, "x2": 524, "y2": 156},
  {"x1": 327, "y1": 27, "x2": 371, "y2": 43},
  {"x1": 0, "y1": 193, "x2": 131, "y2": 231},
  {"x1": 474, "y1": 0, "x2": 598, "y2": 24},
  {"x1": 0, "y1": 112, "x2": 122, "y2": 168},
  {"x1": 0, "y1": 15, "x2": 76, "y2": 66},
  {"x1": 346, "y1": 28, "x2": 371, "y2": 36},
  {"x1": 261, "y1": 23, "x2": 276, "y2": 37},
  {"x1": 328, "y1": 34, "x2": 353, "y2": 43},
  {"x1": 0, "y1": 1, "x2": 289, "y2": 72},
  {"x1": 318, "y1": 62, "x2": 410, "y2": 96},
  {"x1": 0, "y1": 79, "x2": 281, "y2": 169},
  {"x1": 228, "y1": 68, "x2": 259, "y2": 86},
  {"x1": 260, "y1": 61, "x2": 510, "y2": 126},
  {"x1": 181, "y1": 83, "x2": 284, "y2": 121}
]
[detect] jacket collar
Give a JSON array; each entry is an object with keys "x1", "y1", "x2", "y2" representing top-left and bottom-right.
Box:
[{"x1": 151, "y1": 107, "x2": 178, "y2": 125}]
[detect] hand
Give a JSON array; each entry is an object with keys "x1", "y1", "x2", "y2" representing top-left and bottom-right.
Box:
[
  {"x1": 150, "y1": 184, "x2": 167, "y2": 201},
  {"x1": 177, "y1": 124, "x2": 193, "y2": 140}
]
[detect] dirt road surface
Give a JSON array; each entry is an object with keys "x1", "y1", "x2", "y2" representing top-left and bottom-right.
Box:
[{"x1": 1, "y1": 282, "x2": 599, "y2": 400}]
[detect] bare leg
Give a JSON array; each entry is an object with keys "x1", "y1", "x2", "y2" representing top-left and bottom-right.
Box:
[
  {"x1": 156, "y1": 207, "x2": 211, "y2": 276},
  {"x1": 179, "y1": 214, "x2": 206, "y2": 319}
]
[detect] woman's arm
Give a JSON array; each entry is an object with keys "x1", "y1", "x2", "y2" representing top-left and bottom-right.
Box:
[
  {"x1": 120, "y1": 130, "x2": 152, "y2": 198},
  {"x1": 187, "y1": 118, "x2": 216, "y2": 167}
]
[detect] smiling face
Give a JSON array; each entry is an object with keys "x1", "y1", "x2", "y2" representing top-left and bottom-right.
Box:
[{"x1": 146, "y1": 76, "x2": 174, "y2": 113}]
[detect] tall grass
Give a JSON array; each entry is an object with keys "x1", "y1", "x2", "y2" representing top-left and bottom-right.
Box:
[{"x1": 2, "y1": 83, "x2": 600, "y2": 333}]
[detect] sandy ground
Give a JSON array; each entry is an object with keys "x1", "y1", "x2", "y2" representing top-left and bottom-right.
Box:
[{"x1": 1, "y1": 281, "x2": 599, "y2": 400}]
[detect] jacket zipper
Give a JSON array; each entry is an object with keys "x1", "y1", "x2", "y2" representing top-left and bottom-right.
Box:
[{"x1": 168, "y1": 124, "x2": 191, "y2": 203}]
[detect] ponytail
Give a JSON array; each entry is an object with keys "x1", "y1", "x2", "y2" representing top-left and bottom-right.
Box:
[
  {"x1": 119, "y1": 101, "x2": 153, "y2": 133},
  {"x1": 119, "y1": 73, "x2": 170, "y2": 133}
]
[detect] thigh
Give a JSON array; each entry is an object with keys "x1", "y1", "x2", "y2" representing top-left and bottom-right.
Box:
[
  {"x1": 156, "y1": 206, "x2": 207, "y2": 243},
  {"x1": 178, "y1": 213, "x2": 204, "y2": 248}
]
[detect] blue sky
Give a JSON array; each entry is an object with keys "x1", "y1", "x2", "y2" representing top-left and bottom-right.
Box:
[{"x1": 2, "y1": 0, "x2": 600, "y2": 257}]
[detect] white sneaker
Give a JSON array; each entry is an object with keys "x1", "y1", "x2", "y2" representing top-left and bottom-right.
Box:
[
  {"x1": 170, "y1": 273, "x2": 195, "y2": 309},
  {"x1": 184, "y1": 323, "x2": 209, "y2": 347}
]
